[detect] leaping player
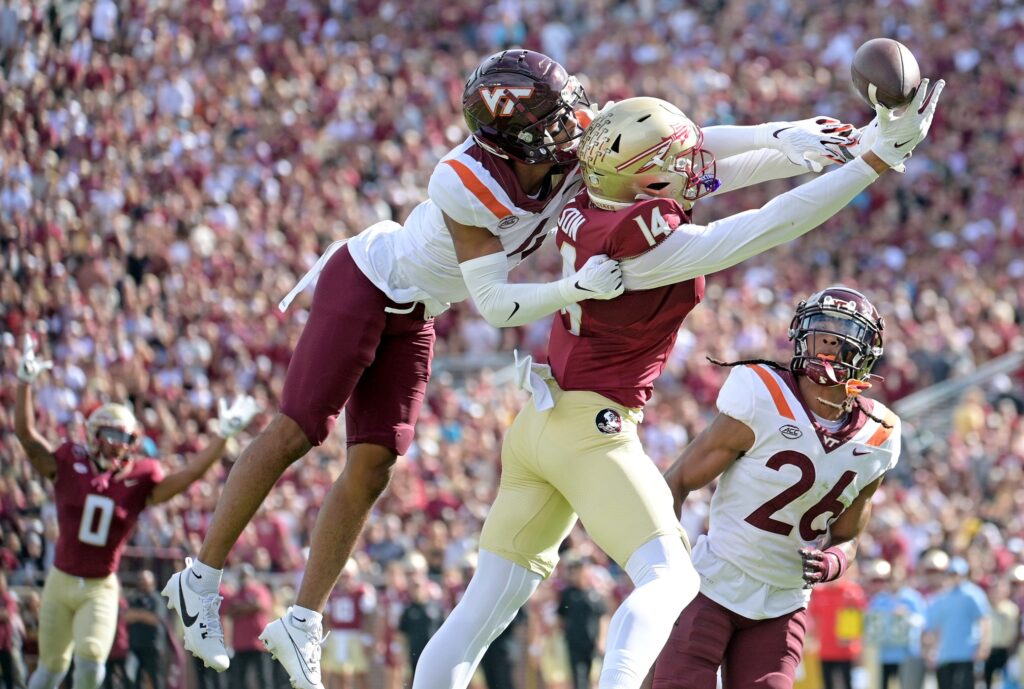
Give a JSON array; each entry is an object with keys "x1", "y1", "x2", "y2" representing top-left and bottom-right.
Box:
[
  {"x1": 412, "y1": 81, "x2": 941, "y2": 689},
  {"x1": 13, "y1": 338, "x2": 260, "y2": 689}
]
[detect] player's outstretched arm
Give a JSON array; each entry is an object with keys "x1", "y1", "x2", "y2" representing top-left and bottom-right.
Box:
[
  {"x1": 13, "y1": 337, "x2": 56, "y2": 479},
  {"x1": 445, "y1": 213, "x2": 623, "y2": 328},
  {"x1": 703, "y1": 116, "x2": 853, "y2": 170},
  {"x1": 663, "y1": 412, "x2": 754, "y2": 519},
  {"x1": 149, "y1": 395, "x2": 261, "y2": 504}
]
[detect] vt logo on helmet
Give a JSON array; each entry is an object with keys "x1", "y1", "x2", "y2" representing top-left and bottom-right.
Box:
[
  {"x1": 789, "y1": 286, "x2": 885, "y2": 387},
  {"x1": 462, "y1": 49, "x2": 589, "y2": 165},
  {"x1": 577, "y1": 97, "x2": 719, "y2": 211}
]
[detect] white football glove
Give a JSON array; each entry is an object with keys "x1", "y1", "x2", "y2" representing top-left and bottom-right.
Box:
[
  {"x1": 869, "y1": 78, "x2": 945, "y2": 170},
  {"x1": 770, "y1": 116, "x2": 856, "y2": 172},
  {"x1": 16, "y1": 335, "x2": 53, "y2": 384},
  {"x1": 216, "y1": 395, "x2": 261, "y2": 439},
  {"x1": 561, "y1": 254, "x2": 624, "y2": 302}
]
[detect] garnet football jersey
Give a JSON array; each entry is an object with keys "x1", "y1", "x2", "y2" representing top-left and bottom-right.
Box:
[
  {"x1": 549, "y1": 192, "x2": 704, "y2": 408},
  {"x1": 327, "y1": 584, "x2": 376, "y2": 631},
  {"x1": 695, "y1": 364, "x2": 900, "y2": 618},
  {"x1": 52, "y1": 442, "x2": 163, "y2": 578}
]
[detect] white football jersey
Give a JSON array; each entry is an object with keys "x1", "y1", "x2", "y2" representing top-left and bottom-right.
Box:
[
  {"x1": 346, "y1": 136, "x2": 586, "y2": 317},
  {"x1": 693, "y1": 364, "x2": 900, "y2": 619}
]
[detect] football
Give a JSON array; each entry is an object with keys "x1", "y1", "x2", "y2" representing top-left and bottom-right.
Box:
[{"x1": 851, "y1": 38, "x2": 921, "y2": 109}]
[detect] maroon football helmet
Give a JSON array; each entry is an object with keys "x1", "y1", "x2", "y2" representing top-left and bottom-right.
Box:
[
  {"x1": 462, "y1": 49, "x2": 589, "y2": 165},
  {"x1": 789, "y1": 286, "x2": 884, "y2": 386}
]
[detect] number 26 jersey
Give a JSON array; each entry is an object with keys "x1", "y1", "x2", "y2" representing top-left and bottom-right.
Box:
[{"x1": 696, "y1": 364, "x2": 900, "y2": 618}]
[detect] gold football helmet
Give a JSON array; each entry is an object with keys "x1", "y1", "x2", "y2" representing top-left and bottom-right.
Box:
[
  {"x1": 577, "y1": 97, "x2": 718, "y2": 211},
  {"x1": 86, "y1": 403, "x2": 139, "y2": 469}
]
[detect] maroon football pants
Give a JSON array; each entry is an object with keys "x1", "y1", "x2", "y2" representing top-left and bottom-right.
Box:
[
  {"x1": 653, "y1": 593, "x2": 807, "y2": 689},
  {"x1": 280, "y1": 244, "x2": 435, "y2": 453}
]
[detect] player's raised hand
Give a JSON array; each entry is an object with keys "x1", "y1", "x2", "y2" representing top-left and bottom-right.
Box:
[
  {"x1": 870, "y1": 78, "x2": 945, "y2": 169},
  {"x1": 216, "y1": 395, "x2": 262, "y2": 439},
  {"x1": 568, "y1": 254, "x2": 624, "y2": 301},
  {"x1": 772, "y1": 116, "x2": 856, "y2": 172},
  {"x1": 16, "y1": 335, "x2": 53, "y2": 384}
]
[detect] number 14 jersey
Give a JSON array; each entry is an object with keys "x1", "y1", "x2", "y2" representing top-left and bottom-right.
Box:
[{"x1": 695, "y1": 364, "x2": 900, "y2": 619}]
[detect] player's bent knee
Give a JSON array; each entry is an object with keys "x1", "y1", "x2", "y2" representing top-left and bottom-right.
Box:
[
  {"x1": 346, "y1": 445, "x2": 398, "y2": 497},
  {"x1": 71, "y1": 659, "x2": 106, "y2": 689}
]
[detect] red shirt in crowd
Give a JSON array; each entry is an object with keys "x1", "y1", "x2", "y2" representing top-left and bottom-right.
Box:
[
  {"x1": 226, "y1": 581, "x2": 273, "y2": 652},
  {"x1": 808, "y1": 578, "x2": 868, "y2": 661}
]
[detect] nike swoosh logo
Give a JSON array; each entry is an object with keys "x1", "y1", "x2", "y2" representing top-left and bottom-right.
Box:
[
  {"x1": 178, "y1": 577, "x2": 199, "y2": 627},
  {"x1": 284, "y1": 623, "x2": 316, "y2": 682},
  {"x1": 852, "y1": 449, "x2": 872, "y2": 456},
  {"x1": 191, "y1": 570, "x2": 203, "y2": 580},
  {"x1": 574, "y1": 281, "x2": 594, "y2": 292},
  {"x1": 893, "y1": 139, "x2": 912, "y2": 148},
  {"x1": 507, "y1": 302, "x2": 521, "y2": 321},
  {"x1": 772, "y1": 126, "x2": 794, "y2": 139}
]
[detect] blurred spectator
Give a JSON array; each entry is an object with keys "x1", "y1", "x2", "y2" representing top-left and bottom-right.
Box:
[
  {"x1": 923, "y1": 557, "x2": 992, "y2": 689},
  {"x1": 397, "y1": 573, "x2": 443, "y2": 676},
  {"x1": 808, "y1": 576, "x2": 867, "y2": 689},
  {"x1": 102, "y1": 596, "x2": 129, "y2": 689},
  {"x1": 322, "y1": 559, "x2": 375, "y2": 689},
  {"x1": 985, "y1": 578, "x2": 1020, "y2": 689},
  {"x1": 126, "y1": 570, "x2": 164, "y2": 689},
  {"x1": 864, "y1": 560, "x2": 927, "y2": 689},
  {"x1": 480, "y1": 607, "x2": 527, "y2": 689},
  {"x1": 0, "y1": 570, "x2": 25, "y2": 689},
  {"x1": 558, "y1": 558, "x2": 606, "y2": 689},
  {"x1": 223, "y1": 564, "x2": 272, "y2": 689}
]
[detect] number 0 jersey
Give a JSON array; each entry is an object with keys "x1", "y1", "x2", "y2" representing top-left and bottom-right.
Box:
[
  {"x1": 549, "y1": 193, "x2": 704, "y2": 408},
  {"x1": 695, "y1": 364, "x2": 900, "y2": 619},
  {"x1": 53, "y1": 442, "x2": 163, "y2": 578}
]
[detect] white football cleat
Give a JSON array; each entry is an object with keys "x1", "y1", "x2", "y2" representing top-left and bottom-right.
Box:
[
  {"x1": 260, "y1": 608, "x2": 328, "y2": 689},
  {"x1": 161, "y1": 558, "x2": 229, "y2": 672}
]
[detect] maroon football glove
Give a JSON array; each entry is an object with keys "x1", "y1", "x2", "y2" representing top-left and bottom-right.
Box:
[{"x1": 799, "y1": 546, "x2": 848, "y2": 588}]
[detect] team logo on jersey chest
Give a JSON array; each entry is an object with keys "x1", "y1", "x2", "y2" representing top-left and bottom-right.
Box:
[
  {"x1": 779, "y1": 424, "x2": 803, "y2": 439},
  {"x1": 596, "y1": 409, "x2": 622, "y2": 434},
  {"x1": 498, "y1": 215, "x2": 519, "y2": 229}
]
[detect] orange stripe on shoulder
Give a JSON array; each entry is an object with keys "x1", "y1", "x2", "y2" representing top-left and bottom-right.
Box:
[
  {"x1": 443, "y1": 159, "x2": 513, "y2": 220},
  {"x1": 866, "y1": 408, "x2": 898, "y2": 447},
  {"x1": 748, "y1": 365, "x2": 795, "y2": 420}
]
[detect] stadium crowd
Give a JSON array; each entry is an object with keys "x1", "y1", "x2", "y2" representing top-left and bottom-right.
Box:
[{"x1": 1, "y1": 0, "x2": 1023, "y2": 687}]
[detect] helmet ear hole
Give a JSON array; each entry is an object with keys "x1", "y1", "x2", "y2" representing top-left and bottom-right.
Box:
[{"x1": 646, "y1": 182, "x2": 670, "y2": 190}]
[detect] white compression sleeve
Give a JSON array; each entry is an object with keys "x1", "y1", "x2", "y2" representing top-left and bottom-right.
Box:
[
  {"x1": 459, "y1": 251, "x2": 581, "y2": 328},
  {"x1": 708, "y1": 149, "x2": 811, "y2": 198},
  {"x1": 412, "y1": 550, "x2": 542, "y2": 689},
  {"x1": 700, "y1": 123, "x2": 773, "y2": 158},
  {"x1": 621, "y1": 156, "x2": 879, "y2": 291},
  {"x1": 598, "y1": 535, "x2": 700, "y2": 689}
]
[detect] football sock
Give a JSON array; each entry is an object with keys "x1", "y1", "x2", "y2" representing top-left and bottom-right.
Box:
[
  {"x1": 290, "y1": 605, "x2": 323, "y2": 627},
  {"x1": 71, "y1": 658, "x2": 106, "y2": 689},
  {"x1": 599, "y1": 535, "x2": 699, "y2": 689},
  {"x1": 28, "y1": 667, "x2": 66, "y2": 689},
  {"x1": 411, "y1": 550, "x2": 541, "y2": 689},
  {"x1": 188, "y1": 558, "x2": 223, "y2": 594}
]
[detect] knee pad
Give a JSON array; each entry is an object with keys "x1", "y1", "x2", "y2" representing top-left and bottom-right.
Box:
[
  {"x1": 72, "y1": 657, "x2": 107, "y2": 689},
  {"x1": 28, "y1": 666, "x2": 67, "y2": 689},
  {"x1": 626, "y1": 535, "x2": 699, "y2": 604}
]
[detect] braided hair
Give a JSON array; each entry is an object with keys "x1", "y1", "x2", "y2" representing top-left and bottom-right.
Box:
[{"x1": 706, "y1": 356, "x2": 893, "y2": 430}]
